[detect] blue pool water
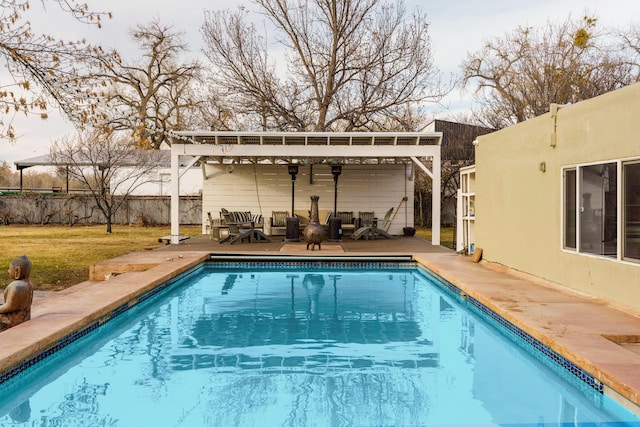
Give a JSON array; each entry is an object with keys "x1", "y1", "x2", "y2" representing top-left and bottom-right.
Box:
[{"x1": 0, "y1": 262, "x2": 638, "y2": 426}]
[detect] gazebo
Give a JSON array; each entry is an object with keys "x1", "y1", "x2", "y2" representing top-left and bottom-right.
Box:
[{"x1": 169, "y1": 131, "x2": 442, "y2": 245}]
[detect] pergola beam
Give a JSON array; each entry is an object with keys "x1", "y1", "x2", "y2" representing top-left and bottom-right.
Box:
[{"x1": 171, "y1": 143, "x2": 439, "y2": 158}]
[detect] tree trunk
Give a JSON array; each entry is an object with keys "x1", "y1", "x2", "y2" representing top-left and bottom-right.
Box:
[{"x1": 105, "y1": 207, "x2": 113, "y2": 233}]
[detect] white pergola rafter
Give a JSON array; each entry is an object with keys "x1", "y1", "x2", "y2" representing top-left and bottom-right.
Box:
[{"x1": 169, "y1": 131, "x2": 442, "y2": 246}]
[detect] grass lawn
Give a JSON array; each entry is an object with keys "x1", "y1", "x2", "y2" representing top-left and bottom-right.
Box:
[
  {"x1": 416, "y1": 226, "x2": 455, "y2": 250},
  {"x1": 0, "y1": 224, "x2": 453, "y2": 292},
  {"x1": 0, "y1": 224, "x2": 202, "y2": 291}
]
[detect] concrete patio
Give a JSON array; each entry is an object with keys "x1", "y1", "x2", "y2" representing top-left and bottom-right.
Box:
[{"x1": 2, "y1": 234, "x2": 640, "y2": 416}]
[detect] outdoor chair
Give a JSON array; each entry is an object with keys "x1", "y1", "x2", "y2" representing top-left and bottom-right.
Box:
[
  {"x1": 336, "y1": 211, "x2": 355, "y2": 236},
  {"x1": 219, "y1": 208, "x2": 270, "y2": 244},
  {"x1": 293, "y1": 210, "x2": 309, "y2": 227},
  {"x1": 351, "y1": 208, "x2": 394, "y2": 240},
  {"x1": 270, "y1": 211, "x2": 289, "y2": 236},
  {"x1": 229, "y1": 211, "x2": 264, "y2": 232},
  {"x1": 219, "y1": 209, "x2": 254, "y2": 244},
  {"x1": 207, "y1": 212, "x2": 229, "y2": 241},
  {"x1": 357, "y1": 211, "x2": 375, "y2": 229}
]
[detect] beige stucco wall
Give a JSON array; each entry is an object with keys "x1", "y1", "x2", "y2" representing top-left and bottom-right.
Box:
[{"x1": 475, "y1": 82, "x2": 640, "y2": 312}]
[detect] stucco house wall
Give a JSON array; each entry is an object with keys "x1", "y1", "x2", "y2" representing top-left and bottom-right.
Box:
[
  {"x1": 201, "y1": 163, "x2": 414, "y2": 236},
  {"x1": 474, "y1": 83, "x2": 640, "y2": 312}
]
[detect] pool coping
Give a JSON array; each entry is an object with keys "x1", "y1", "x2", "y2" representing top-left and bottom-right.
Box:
[
  {"x1": 1, "y1": 249, "x2": 640, "y2": 415},
  {"x1": 0, "y1": 251, "x2": 210, "y2": 382},
  {"x1": 414, "y1": 252, "x2": 640, "y2": 415}
]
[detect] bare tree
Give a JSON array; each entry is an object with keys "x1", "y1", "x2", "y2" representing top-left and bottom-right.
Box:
[
  {"x1": 0, "y1": 1, "x2": 119, "y2": 140},
  {"x1": 412, "y1": 118, "x2": 493, "y2": 226},
  {"x1": 462, "y1": 15, "x2": 639, "y2": 128},
  {"x1": 104, "y1": 20, "x2": 203, "y2": 149},
  {"x1": 618, "y1": 23, "x2": 640, "y2": 64},
  {"x1": 0, "y1": 161, "x2": 16, "y2": 187},
  {"x1": 201, "y1": 0, "x2": 448, "y2": 132},
  {"x1": 50, "y1": 128, "x2": 162, "y2": 232}
]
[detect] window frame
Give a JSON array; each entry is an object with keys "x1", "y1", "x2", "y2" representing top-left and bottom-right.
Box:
[
  {"x1": 623, "y1": 160, "x2": 640, "y2": 262},
  {"x1": 561, "y1": 157, "x2": 640, "y2": 264},
  {"x1": 562, "y1": 167, "x2": 577, "y2": 251}
]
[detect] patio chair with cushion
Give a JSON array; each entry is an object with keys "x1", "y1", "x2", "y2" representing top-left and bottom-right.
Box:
[
  {"x1": 336, "y1": 211, "x2": 355, "y2": 236},
  {"x1": 230, "y1": 211, "x2": 264, "y2": 232},
  {"x1": 219, "y1": 209, "x2": 253, "y2": 244},
  {"x1": 219, "y1": 208, "x2": 270, "y2": 244},
  {"x1": 270, "y1": 211, "x2": 289, "y2": 236}
]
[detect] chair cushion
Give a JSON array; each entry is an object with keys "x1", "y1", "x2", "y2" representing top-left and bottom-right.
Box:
[
  {"x1": 325, "y1": 212, "x2": 332, "y2": 224},
  {"x1": 232, "y1": 211, "x2": 253, "y2": 223},
  {"x1": 252, "y1": 214, "x2": 263, "y2": 225}
]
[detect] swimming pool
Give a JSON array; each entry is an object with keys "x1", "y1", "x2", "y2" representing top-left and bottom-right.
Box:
[{"x1": 0, "y1": 260, "x2": 638, "y2": 426}]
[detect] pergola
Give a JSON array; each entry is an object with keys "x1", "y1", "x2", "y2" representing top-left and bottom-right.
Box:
[{"x1": 169, "y1": 131, "x2": 442, "y2": 245}]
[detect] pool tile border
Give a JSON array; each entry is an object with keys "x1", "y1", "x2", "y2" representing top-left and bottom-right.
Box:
[
  {"x1": 205, "y1": 259, "x2": 414, "y2": 270},
  {"x1": 419, "y1": 265, "x2": 605, "y2": 394},
  {"x1": 465, "y1": 293, "x2": 604, "y2": 392}
]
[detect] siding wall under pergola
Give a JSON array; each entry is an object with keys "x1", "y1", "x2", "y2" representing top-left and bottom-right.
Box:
[{"x1": 170, "y1": 131, "x2": 442, "y2": 245}]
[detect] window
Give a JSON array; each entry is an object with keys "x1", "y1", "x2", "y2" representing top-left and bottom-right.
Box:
[
  {"x1": 579, "y1": 163, "x2": 616, "y2": 257},
  {"x1": 624, "y1": 162, "x2": 640, "y2": 261},
  {"x1": 563, "y1": 160, "x2": 640, "y2": 262}
]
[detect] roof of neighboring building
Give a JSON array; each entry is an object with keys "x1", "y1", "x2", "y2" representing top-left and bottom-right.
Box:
[
  {"x1": 13, "y1": 151, "x2": 196, "y2": 170},
  {"x1": 424, "y1": 120, "x2": 494, "y2": 161}
]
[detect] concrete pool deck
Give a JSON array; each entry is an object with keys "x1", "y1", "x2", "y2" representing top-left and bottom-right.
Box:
[{"x1": 2, "y1": 235, "x2": 640, "y2": 414}]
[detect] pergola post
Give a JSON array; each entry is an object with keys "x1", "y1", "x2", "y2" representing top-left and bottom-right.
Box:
[
  {"x1": 431, "y1": 154, "x2": 441, "y2": 246},
  {"x1": 410, "y1": 155, "x2": 441, "y2": 246},
  {"x1": 170, "y1": 148, "x2": 181, "y2": 244}
]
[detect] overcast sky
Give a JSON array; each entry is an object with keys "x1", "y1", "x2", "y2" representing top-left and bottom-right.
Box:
[{"x1": 1, "y1": 0, "x2": 637, "y2": 164}]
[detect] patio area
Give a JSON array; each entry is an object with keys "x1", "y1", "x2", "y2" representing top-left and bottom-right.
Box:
[
  {"x1": 2, "y1": 235, "x2": 640, "y2": 416},
  {"x1": 156, "y1": 233, "x2": 449, "y2": 254}
]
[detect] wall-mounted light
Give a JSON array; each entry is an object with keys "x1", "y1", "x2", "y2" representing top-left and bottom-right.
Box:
[{"x1": 539, "y1": 161, "x2": 546, "y2": 173}]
